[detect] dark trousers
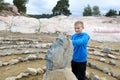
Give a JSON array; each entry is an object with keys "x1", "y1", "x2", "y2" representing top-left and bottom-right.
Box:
[{"x1": 71, "y1": 60, "x2": 87, "y2": 80}]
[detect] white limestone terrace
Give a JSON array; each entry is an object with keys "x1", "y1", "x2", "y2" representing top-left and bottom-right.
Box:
[{"x1": 0, "y1": 15, "x2": 120, "y2": 42}]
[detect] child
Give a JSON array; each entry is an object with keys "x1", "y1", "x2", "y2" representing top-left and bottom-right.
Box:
[{"x1": 71, "y1": 21, "x2": 90, "y2": 80}]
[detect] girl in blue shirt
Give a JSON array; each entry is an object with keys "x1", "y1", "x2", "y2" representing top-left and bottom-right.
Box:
[{"x1": 71, "y1": 21, "x2": 90, "y2": 80}]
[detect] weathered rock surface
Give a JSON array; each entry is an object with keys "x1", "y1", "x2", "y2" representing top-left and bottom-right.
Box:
[
  {"x1": 27, "y1": 68, "x2": 37, "y2": 75},
  {"x1": 46, "y1": 33, "x2": 73, "y2": 70},
  {"x1": 109, "y1": 59, "x2": 116, "y2": 66},
  {"x1": 42, "y1": 68, "x2": 77, "y2": 80},
  {"x1": 37, "y1": 68, "x2": 44, "y2": 74},
  {"x1": 27, "y1": 54, "x2": 38, "y2": 60},
  {"x1": 8, "y1": 59, "x2": 19, "y2": 65},
  {"x1": 102, "y1": 68, "x2": 111, "y2": 74},
  {"x1": 0, "y1": 5, "x2": 19, "y2": 16},
  {"x1": 88, "y1": 62, "x2": 97, "y2": 69},
  {"x1": 107, "y1": 54, "x2": 117, "y2": 59},
  {"x1": 43, "y1": 34, "x2": 76, "y2": 80},
  {"x1": 99, "y1": 58, "x2": 106, "y2": 62},
  {"x1": 0, "y1": 61, "x2": 3, "y2": 66},
  {"x1": 117, "y1": 74, "x2": 120, "y2": 80},
  {"x1": 93, "y1": 51, "x2": 101, "y2": 55},
  {"x1": 5, "y1": 77, "x2": 16, "y2": 80},
  {"x1": 16, "y1": 73, "x2": 29, "y2": 79},
  {"x1": 7, "y1": 5, "x2": 19, "y2": 15},
  {"x1": 18, "y1": 57, "x2": 27, "y2": 62},
  {"x1": 0, "y1": 16, "x2": 120, "y2": 42},
  {"x1": 93, "y1": 75, "x2": 100, "y2": 80},
  {"x1": 89, "y1": 72, "x2": 95, "y2": 80},
  {"x1": 102, "y1": 47, "x2": 112, "y2": 54}
]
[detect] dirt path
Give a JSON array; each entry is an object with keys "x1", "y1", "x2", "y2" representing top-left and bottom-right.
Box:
[{"x1": 0, "y1": 60, "x2": 45, "y2": 80}]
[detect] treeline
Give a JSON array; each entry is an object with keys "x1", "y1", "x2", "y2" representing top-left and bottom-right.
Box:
[
  {"x1": 105, "y1": 9, "x2": 120, "y2": 17},
  {"x1": 0, "y1": 0, "x2": 120, "y2": 18},
  {"x1": 83, "y1": 4, "x2": 120, "y2": 17},
  {"x1": 29, "y1": 3, "x2": 120, "y2": 18},
  {"x1": 28, "y1": 14, "x2": 54, "y2": 19}
]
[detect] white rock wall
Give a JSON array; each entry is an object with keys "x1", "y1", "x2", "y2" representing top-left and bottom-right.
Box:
[{"x1": 0, "y1": 16, "x2": 120, "y2": 42}]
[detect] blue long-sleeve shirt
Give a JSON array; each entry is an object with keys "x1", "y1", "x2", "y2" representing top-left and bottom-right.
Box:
[{"x1": 71, "y1": 32, "x2": 90, "y2": 62}]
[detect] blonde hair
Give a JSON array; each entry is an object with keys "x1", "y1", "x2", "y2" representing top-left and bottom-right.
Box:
[{"x1": 74, "y1": 21, "x2": 84, "y2": 28}]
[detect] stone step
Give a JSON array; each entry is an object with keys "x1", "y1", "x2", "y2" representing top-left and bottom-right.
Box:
[
  {"x1": 0, "y1": 48, "x2": 48, "y2": 57},
  {"x1": 87, "y1": 67, "x2": 117, "y2": 80},
  {"x1": 0, "y1": 43, "x2": 52, "y2": 50},
  {"x1": 0, "y1": 53, "x2": 45, "y2": 67},
  {"x1": 88, "y1": 59, "x2": 120, "y2": 79},
  {"x1": 5, "y1": 67, "x2": 45, "y2": 80},
  {"x1": 88, "y1": 55, "x2": 120, "y2": 67},
  {"x1": 89, "y1": 51, "x2": 120, "y2": 60}
]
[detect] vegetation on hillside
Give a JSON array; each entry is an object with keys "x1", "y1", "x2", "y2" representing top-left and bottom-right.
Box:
[
  {"x1": 105, "y1": 9, "x2": 118, "y2": 17},
  {"x1": 28, "y1": 14, "x2": 54, "y2": 19},
  {"x1": 13, "y1": 0, "x2": 29, "y2": 14},
  {"x1": 0, "y1": 0, "x2": 10, "y2": 11}
]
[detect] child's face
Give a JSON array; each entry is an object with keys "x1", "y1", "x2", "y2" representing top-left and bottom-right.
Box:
[{"x1": 74, "y1": 24, "x2": 84, "y2": 34}]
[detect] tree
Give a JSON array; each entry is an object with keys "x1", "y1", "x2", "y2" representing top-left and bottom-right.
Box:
[
  {"x1": 52, "y1": 0, "x2": 71, "y2": 16},
  {"x1": 0, "y1": 0, "x2": 9, "y2": 10},
  {"x1": 105, "y1": 9, "x2": 117, "y2": 17},
  {"x1": 83, "y1": 4, "x2": 92, "y2": 16},
  {"x1": 28, "y1": 14, "x2": 54, "y2": 19},
  {"x1": 119, "y1": 11, "x2": 120, "y2": 16},
  {"x1": 0, "y1": 0, "x2": 4, "y2": 3},
  {"x1": 0, "y1": 0, "x2": 4, "y2": 10},
  {"x1": 13, "y1": 0, "x2": 29, "y2": 14},
  {"x1": 92, "y1": 6, "x2": 101, "y2": 16}
]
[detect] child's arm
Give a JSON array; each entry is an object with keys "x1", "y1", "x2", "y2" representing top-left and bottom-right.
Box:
[{"x1": 72, "y1": 35, "x2": 89, "y2": 46}]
